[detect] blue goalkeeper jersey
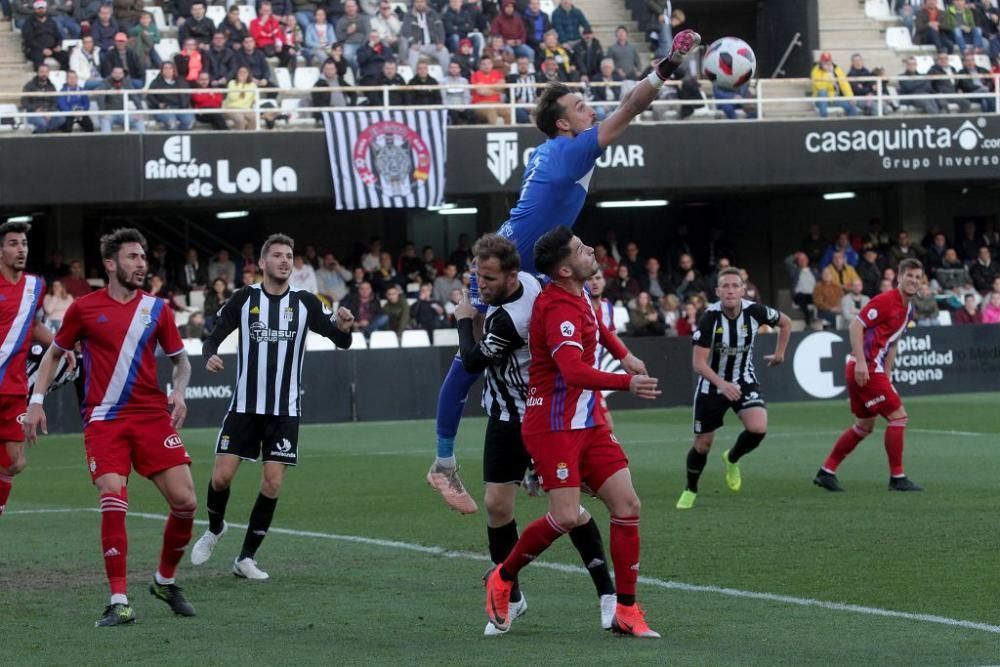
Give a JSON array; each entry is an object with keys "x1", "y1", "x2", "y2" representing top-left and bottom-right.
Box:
[{"x1": 497, "y1": 126, "x2": 603, "y2": 274}]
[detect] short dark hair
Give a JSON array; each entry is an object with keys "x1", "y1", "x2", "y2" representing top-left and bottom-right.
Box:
[
  {"x1": 533, "y1": 225, "x2": 574, "y2": 277},
  {"x1": 0, "y1": 221, "x2": 31, "y2": 239},
  {"x1": 534, "y1": 82, "x2": 573, "y2": 138},
  {"x1": 100, "y1": 228, "x2": 147, "y2": 260},
  {"x1": 898, "y1": 258, "x2": 923, "y2": 274},
  {"x1": 716, "y1": 267, "x2": 743, "y2": 285},
  {"x1": 261, "y1": 233, "x2": 294, "y2": 258},
  {"x1": 472, "y1": 233, "x2": 520, "y2": 273}
]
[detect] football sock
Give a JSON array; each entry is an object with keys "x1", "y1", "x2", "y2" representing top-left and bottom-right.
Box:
[
  {"x1": 729, "y1": 430, "x2": 766, "y2": 463},
  {"x1": 610, "y1": 515, "x2": 640, "y2": 606},
  {"x1": 823, "y1": 424, "x2": 872, "y2": 473},
  {"x1": 435, "y1": 357, "x2": 480, "y2": 459},
  {"x1": 569, "y1": 516, "x2": 616, "y2": 597},
  {"x1": 885, "y1": 417, "x2": 908, "y2": 477},
  {"x1": 206, "y1": 481, "x2": 230, "y2": 535},
  {"x1": 501, "y1": 513, "x2": 567, "y2": 578},
  {"x1": 487, "y1": 520, "x2": 521, "y2": 602},
  {"x1": 158, "y1": 506, "x2": 195, "y2": 581},
  {"x1": 0, "y1": 472, "x2": 12, "y2": 516},
  {"x1": 239, "y1": 493, "x2": 278, "y2": 560},
  {"x1": 685, "y1": 447, "x2": 708, "y2": 493},
  {"x1": 99, "y1": 488, "x2": 129, "y2": 596}
]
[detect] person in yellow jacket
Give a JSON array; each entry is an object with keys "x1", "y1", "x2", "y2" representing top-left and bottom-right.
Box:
[
  {"x1": 811, "y1": 52, "x2": 858, "y2": 118},
  {"x1": 223, "y1": 65, "x2": 258, "y2": 131}
]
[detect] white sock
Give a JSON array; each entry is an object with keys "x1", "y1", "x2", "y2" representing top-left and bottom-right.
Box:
[
  {"x1": 154, "y1": 571, "x2": 175, "y2": 586},
  {"x1": 110, "y1": 593, "x2": 129, "y2": 606},
  {"x1": 435, "y1": 456, "x2": 457, "y2": 469}
]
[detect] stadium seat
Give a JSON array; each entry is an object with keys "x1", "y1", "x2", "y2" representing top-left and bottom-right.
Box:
[
  {"x1": 0, "y1": 103, "x2": 20, "y2": 131},
  {"x1": 368, "y1": 331, "x2": 399, "y2": 349},
  {"x1": 400, "y1": 330, "x2": 431, "y2": 348},
  {"x1": 405, "y1": 282, "x2": 420, "y2": 296},
  {"x1": 351, "y1": 331, "x2": 368, "y2": 349},
  {"x1": 155, "y1": 38, "x2": 180, "y2": 63},
  {"x1": 432, "y1": 329, "x2": 459, "y2": 347},
  {"x1": 948, "y1": 55, "x2": 963, "y2": 71},
  {"x1": 293, "y1": 66, "x2": 320, "y2": 90},
  {"x1": 936, "y1": 310, "x2": 952, "y2": 326},
  {"x1": 61, "y1": 39, "x2": 81, "y2": 54},
  {"x1": 612, "y1": 306, "x2": 628, "y2": 334},
  {"x1": 914, "y1": 55, "x2": 933, "y2": 74},
  {"x1": 174, "y1": 309, "x2": 190, "y2": 327},
  {"x1": 397, "y1": 64, "x2": 414, "y2": 82},
  {"x1": 237, "y1": 4, "x2": 257, "y2": 24},
  {"x1": 145, "y1": 68, "x2": 159, "y2": 86},
  {"x1": 274, "y1": 67, "x2": 292, "y2": 91},
  {"x1": 305, "y1": 331, "x2": 337, "y2": 351},
  {"x1": 427, "y1": 64, "x2": 443, "y2": 82},
  {"x1": 205, "y1": 5, "x2": 225, "y2": 27},
  {"x1": 864, "y1": 0, "x2": 890, "y2": 19},
  {"x1": 188, "y1": 289, "x2": 205, "y2": 311},
  {"x1": 885, "y1": 26, "x2": 913, "y2": 51},
  {"x1": 217, "y1": 330, "x2": 239, "y2": 354},
  {"x1": 974, "y1": 55, "x2": 991, "y2": 70},
  {"x1": 148, "y1": 6, "x2": 168, "y2": 31},
  {"x1": 48, "y1": 70, "x2": 66, "y2": 90},
  {"x1": 389, "y1": 1, "x2": 406, "y2": 16},
  {"x1": 183, "y1": 338, "x2": 203, "y2": 356},
  {"x1": 540, "y1": 0, "x2": 554, "y2": 17}
]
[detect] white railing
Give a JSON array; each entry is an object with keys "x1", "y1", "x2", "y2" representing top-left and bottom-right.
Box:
[{"x1": 3, "y1": 74, "x2": 999, "y2": 133}]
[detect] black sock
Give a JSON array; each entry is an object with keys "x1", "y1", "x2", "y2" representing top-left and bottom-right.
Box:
[
  {"x1": 686, "y1": 447, "x2": 708, "y2": 493},
  {"x1": 729, "y1": 430, "x2": 766, "y2": 463},
  {"x1": 618, "y1": 594, "x2": 636, "y2": 606},
  {"x1": 487, "y1": 520, "x2": 521, "y2": 602},
  {"x1": 568, "y1": 517, "x2": 615, "y2": 597},
  {"x1": 206, "y1": 481, "x2": 230, "y2": 535},
  {"x1": 239, "y1": 493, "x2": 278, "y2": 560}
]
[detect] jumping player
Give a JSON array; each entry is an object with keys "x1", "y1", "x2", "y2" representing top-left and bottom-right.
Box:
[
  {"x1": 427, "y1": 28, "x2": 702, "y2": 514},
  {"x1": 814, "y1": 258, "x2": 925, "y2": 493},
  {"x1": 0, "y1": 221, "x2": 55, "y2": 519},
  {"x1": 484, "y1": 227, "x2": 662, "y2": 638},
  {"x1": 25, "y1": 228, "x2": 198, "y2": 627},
  {"x1": 676, "y1": 268, "x2": 791, "y2": 510}
]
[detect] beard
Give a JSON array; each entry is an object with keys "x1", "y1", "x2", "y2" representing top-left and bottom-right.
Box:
[{"x1": 116, "y1": 265, "x2": 143, "y2": 291}]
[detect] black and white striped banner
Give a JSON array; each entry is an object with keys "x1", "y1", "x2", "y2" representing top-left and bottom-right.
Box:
[{"x1": 322, "y1": 109, "x2": 448, "y2": 210}]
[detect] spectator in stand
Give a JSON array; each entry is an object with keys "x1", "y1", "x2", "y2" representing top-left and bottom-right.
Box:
[
  {"x1": 43, "y1": 279, "x2": 73, "y2": 329},
  {"x1": 970, "y1": 246, "x2": 999, "y2": 294},
  {"x1": 236, "y1": 36, "x2": 276, "y2": 89},
  {"x1": 223, "y1": 65, "x2": 258, "y2": 130},
  {"x1": 506, "y1": 54, "x2": 540, "y2": 123},
  {"x1": 312, "y1": 57, "x2": 351, "y2": 118},
  {"x1": 537, "y1": 29, "x2": 572, "y2": 77},
  {"x1": 360, "y1": 238, "x2": 381, "y2": 273},
  {"x1": 180, "y1": 2, "x2": 215, "y2": 47},
  {"x1": 382, "y1": 285, "x2": 410, "y2": 337},
  {"x1": 813, "y1": 266, "x2": 844, "y2": 329},
  {"x1": 431, "y1": 263, "x2": 462, "y2": 303},
  {"x1": 181, "y1": 311, "x2": 206, "y2": 340},
  {"x1": 800, "y1": 223, "x2": 825, "y2": 266},
  {"x1": 658, "y1": 294, "x2": 680, "y2": 334},
  {"x1": 638, "y1": 257, "x2": 667, "y2": 299},
  {"x1": 606, "y1": 25, "x2": 640, "y2": 80},
  {"x1": 958, "y1": 52, "x2": 996, "y2": 112},
  {"x1": 293, "y1": 0, "x2": 319, "y2": 30},
  {"x1": 47, "y1": 0, "x2": 80, "y2": 39},
  {"x1": 148, "y1": 61, "x2": 194, "y2": 131},
  {"x1": 43, "y1": 251, "x2": 70, "y2": 282},
  {"x1": 889, "y1": 230, "x2": 925, "y2": 268},
  {"x1": 316, "y1": 252, "x2": 351, "y2": 304},
  {"x1": 442, "y1": 0, "x2": 478, "y2": 56},
  {"x1": 928, "y1": 51, "x2": 971, "y2": 112},
  {"x1": 101, "y1": 31, "x2": 143, "y2": 88},
  {"x1": 21, "y1": 64, "x2": 64, "y2": 133},
  {"x1": 954, "y1": 293, "x2": 982, "y2": 324},
  {"x1": 981, "y1": 290, "x2": 1000, "y2": 324},
  {"x1": 412, "y1": 283, "x2": 448, "y2": 334},
  {"x1": 70, "y1": 35, "x2": 105, "y2": 90},
  {"x1": 372, "y1": 251, "x2": 402, "y2": 296},
  {"x1": 208, "y1": 248, "x2": 236, "y2": 285},
  {"x1": 670, "y1": 253, "x2": 705, "y2": 301},
  {"x1": 368, "y1": 58, "x2": 408, "y2": 105},
  {"x1": 401, "y1": 0, "x2": 449, "y2": 70},
  {"x1": 482, "y1": 33, "x2": 514, "y2": 72},
  {"x1": 90, "y1": 4, "x2": 120, "y2": 51},
  {"x1": 916, "y1": 0, "x2": 953, "y2": 52},
  {"x1": 175, "y1": 37, "x2": 204, "y2": 82},
  {"x1": 896, "y1": 0, "x2": 921, "y2": 37},
  {"x1": 21, "y1": 1, "x2": 70, "y2": 70},
  {"x1": 203, "y1": 277, "x2": 231, "y2": 323},
  {"x1": 606, "y1": 263, "x2": 639, "y2": 305},
  {"x1": 537, "y1": 54, "x2": 569, "y2": 83},
  {"x1": 934, "y1": 248, "x2": 969, "y2": 292},
  {"x1": 491, "y1": 0, "x2": 532, "y2": 60},
  {"x1": 925, "y1": 231, "x2": 949, "y2": 276},
  {"x1": 421, "y1": 246, "x2": 444, "y2": 281},
  {"x1": 191, "y1": 70, "x2": 227, "y2": 129},
  {"x1": 443, "y1": 60, "x2": 474, "y2": 123},
  {"x1": 222, "y1": 6, "x2": 249, "y2": 51},
  {"x1": 847, "y1": 53, "x2": 876, "y2": 115},
  {"x1": 712, "y1": 80, "x2": 757, "y2": 120},
  {"x1": 912, "y1": 278, "x2": 940, "y2": 326},
  {"x1": 57, "y1": 70, "x2": 94, "y2": 133},
  {"x1": 625, "y1": 291, "x2": 663, "y2": 336},
  {"x1": 619, "y1": 240, "x2": 643, "y2": 277},
  {"x1": 250, "y1": 0, "x2": 283, "y2": 55},
  {"x1": 826, "y1": 251, "x2": 860, "y2": 289},
  {"x1": 129, "y1": 11, "x2": 162, "y2": 69},
  {"x1": 408, "y1": 60, "x2": 442, "y2": 106},
  {"x1": 675, "y1": 301, "x2": 699, "y2": 336},
  {"x1": 572, "y1": 27, "x2": 602, "y2": 80},
  {"x1": 113, "y1": 0, "x2": 143, "y2": 31},
  {"x1": 357, "y1": 30, "x2": 390, "y2": 83},
  {"x1": 550, "y1": 0, "x2": 588, "y2": 47},
  {"x1": 470, "y1": 55, "x2": 509, "y2": 124},
  {"x1": 856, "y1": 247, "x2": 883, "y2": 297},
  {"x1": 451, "y1": 36, "x2": 477, "y2": 78},
  {"x1": 594, "y1": 243, "x2": 617, "y2": 279},
  {"x1": 205, "y1": 31, "x2": 236, "y2": 86},
  {"x1": 446, "y1": 233, "x2": 472, "y2": 270},
  {"x1": 445, "y1": 287, "x2": 464, "y2": 324},
  {"x1": 62, "y1": 260, "x2": 92, "y2": 298},
  {"x1": 371, "y1": 2, "x2": 402, "y2": 52},
  {"x1": 179, "y1": 248, "x2": 208, "y2": 294},
  {"x1": 304, "y1": 7, "x2": 337, "y2": 64},
  {"x1": 98, "y1": 65, "x2": 146, "y2": 133},
  {"x1": 279, "y1": 13, "x2": 305, "y2": 72},
  {"x1": 943, "y1": 0, "x2": 985, "y2": 53},
  {"x1": 342, "y1": 281, "x2": 389, "y2": 336},
  {"x1": 520, "y1": 0, "x2": 550, "y2": 53},
  {"x1": 811, "y1": 52, "x2": 858, "y2": 117},
  {"x1": 785, "y1": 251, "x2": 818, "y2": 324},
  {"x1": 290, "y1": 254, "x2": 319, "y2": 293},
  {"x1": 840, "y1": 277, "x2": 869, "y2": 325}
]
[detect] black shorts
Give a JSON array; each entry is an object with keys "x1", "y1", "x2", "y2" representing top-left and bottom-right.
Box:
[
  {"x1": 216, "y1": 412, "x2": 300, "y2": 465},
  {"x1": 693, "y1": 383, "x2": 766, "y2": 434},
  {"x1": 483, "y1": 417, "x2": 532, "y2": 485}
]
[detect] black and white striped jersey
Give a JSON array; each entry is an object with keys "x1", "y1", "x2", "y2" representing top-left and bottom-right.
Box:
[
  {"x1": 26, "y1": 342, "x2": 80, "y2": 396},
  {"x1": 457, "y1": 272, "x2": 541, "y2": 423},
  {"x1": 692, "y1": 299, "x2": 780, "y2": 393},
  {"x1": 202, "y1": 284, "x2": 352, "y2": 417}
]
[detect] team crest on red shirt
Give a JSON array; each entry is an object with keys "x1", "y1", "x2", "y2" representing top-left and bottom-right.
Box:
[
  {"x1": 88, "y1": 456, "x2": 97, "y2": 473},
  {"x1": 140, "y1": 307, "x2": 152, "y2": 326},
  {"x1": 560, "y1": 321, "x2": 575, "y2": 337},
  {"x1": 867, "y1": 309, "x2": 878, "y2": 320},
  {"x1": 556, "y1": 462, "x2": 569, "y2": 481}
]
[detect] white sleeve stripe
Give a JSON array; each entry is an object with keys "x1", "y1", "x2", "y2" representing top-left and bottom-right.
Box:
[{"x1": 550, "y1": 341, "x2": 583, "y2": 356}]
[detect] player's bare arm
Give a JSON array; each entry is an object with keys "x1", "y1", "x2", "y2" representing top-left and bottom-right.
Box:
[
  {"x1": 764, "y1": 312, "x2": 793, "y2": 366},
  {"x1": 848, "y1": 318, "x2": 869, "y2": 386},
  {"x1": 23, "y1": 343, "x2": 68, "y2": 444},
  {"x1": 693, "y1": 345, "x2": 742, "y2": 401},
  {"x1": 169, "y1": 352, "x2": 191, "y2": 429}
]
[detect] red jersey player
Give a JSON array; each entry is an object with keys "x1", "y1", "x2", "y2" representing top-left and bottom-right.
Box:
[
  {"x1": 25, "y1": 228, "x2": 198, "y2": 627},
  {"x1": 0, "y1": 221, "x2": 57, "y2": 519},
  {"x1": 814, "y1": 258, "x2": 924, "y2": 493},
  {"x1": 484, "y1": 226, "x2": 662, "y2": 638}
]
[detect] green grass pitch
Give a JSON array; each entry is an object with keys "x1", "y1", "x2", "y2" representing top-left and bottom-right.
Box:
[{"x1": 2, "y1": 393, "x2": 998, "y2": 666}]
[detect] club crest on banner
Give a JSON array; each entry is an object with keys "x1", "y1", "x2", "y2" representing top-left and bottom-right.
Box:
[{"x1": 353, "y1": 121, "x2": 431, "y2": 198}]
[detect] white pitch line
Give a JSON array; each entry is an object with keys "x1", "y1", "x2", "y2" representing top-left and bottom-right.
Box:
[{"x1": 7, "y1": 507, "x2": 1000, "y2": 636}]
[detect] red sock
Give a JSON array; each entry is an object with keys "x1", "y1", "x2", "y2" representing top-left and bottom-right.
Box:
[
  {"x1": 823, "y1": 424, "x2": 872, "y2": 473},
  {"x1": 610, "y1": 516, "x2": 640, "y2": 599},
  {"x1": 501, "y1": 513, "x2": 566, "y2": 577},
  {"x1": 885, "y1": 418, "x2": 908, "y2": 477},
  {"x1": 99, "y1": 489, "x2": 129, "y2": 596},
  {"x1": 0, "y1": 473, "x2": 12, "y2": 516},
  {"x1": 158, "y1": 506, "x2": 196, "y2": 580}
]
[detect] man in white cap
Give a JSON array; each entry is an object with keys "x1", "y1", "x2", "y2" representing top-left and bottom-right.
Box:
[{"x1": 21, "y1": 0, "x2": 70, "y2": 70}]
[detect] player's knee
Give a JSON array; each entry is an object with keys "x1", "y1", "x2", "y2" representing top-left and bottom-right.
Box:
[
  {"x1": 6, "y1": 458, "x2": 25, "y2": 476},
  {"x1": 172, "y1": 494, "x2": 197, "y2": 513},
  {"x1": 550, "y1": 507, "x2": 582, "y2": 530},
  {"x1": 211, "y1": 472, "x2": 233, "y2": 492},
  {"x1": 693, "y1": 439, "x2": 713, "y2": 454},
  {"x1": 260, "y1": 476, "x2": 283, "y2": 498}
]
